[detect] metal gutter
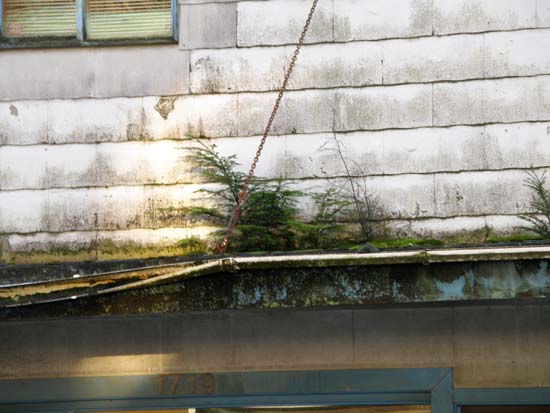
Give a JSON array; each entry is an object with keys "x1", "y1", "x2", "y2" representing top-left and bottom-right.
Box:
[{"x1": 1, "y1": 245, "x2": 550, "y2": 308}]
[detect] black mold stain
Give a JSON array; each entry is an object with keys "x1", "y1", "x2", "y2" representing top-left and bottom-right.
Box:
[
  {"x1": 2, "y1": 259, "x2": 549, "y2": 320},
  {"x1": 9, "y1": 105, "x2": 18, "y2": 117}
]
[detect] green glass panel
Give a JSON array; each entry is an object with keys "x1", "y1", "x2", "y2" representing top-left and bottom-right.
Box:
[
  {"x1": 3, "y1": 0, "x2": 77, "y2": 38},
  {"x1": 87, "y1": 0, "x2": 172, "y2": 40}
]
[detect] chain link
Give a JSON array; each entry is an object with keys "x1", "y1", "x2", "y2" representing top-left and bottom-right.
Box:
[{"x1": 218, "y1": 0, "x2": 319, "y2": 254}]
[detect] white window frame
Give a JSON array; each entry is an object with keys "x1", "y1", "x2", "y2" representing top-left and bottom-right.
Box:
[{"x1": 0, "y1": 0, "x2": 178, "y2": 47}]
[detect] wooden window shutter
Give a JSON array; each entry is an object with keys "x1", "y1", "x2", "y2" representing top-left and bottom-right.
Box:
[
  {"x1": 3, "y1": 0, "x2": 77, "y2": 38},
  {"x1": 87, "y1": 0, "x2": 173, "y2": 40}
]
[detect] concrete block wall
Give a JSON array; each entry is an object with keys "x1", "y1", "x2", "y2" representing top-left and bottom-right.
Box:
[
  {"x1": 1, "y1": 0, "x2": 550, "y2": 263},
  {"x1": 2, "y1": 303, "x2": 550, "y2": 388}
]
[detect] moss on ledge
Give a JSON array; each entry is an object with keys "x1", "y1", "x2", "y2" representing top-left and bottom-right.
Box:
[
  {"x1": 1, "y1": 238, "x2": 209, "y2": 266},
  {"x1": 0, "y1": 230, "x2": 546, "y2": 267},
  {"x1": 2, "y1": 258, "x2": 549, "y2": 320}
]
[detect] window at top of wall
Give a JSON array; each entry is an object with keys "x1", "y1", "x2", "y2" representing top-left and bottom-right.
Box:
[
  {"x1": 87, "y1": 0, "x2": 173, "y2": 40},
  {"x1": 2, "y1": 0, "x2": 77, "y2": 39},
  {"x1": 0, "y1": 0, "x2": 176, "y2": 46}
]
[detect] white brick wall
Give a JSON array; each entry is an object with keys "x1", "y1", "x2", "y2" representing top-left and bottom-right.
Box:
[
  {"x1": 189, "y1": 29, "x2": 550, "y2": 94},
  {"x1": 2, "y1": 122, "x2": 549, "y2": 191},
  {"x1": 1, "y1": 0, "x2": 550, "y2": 261},
  {"x1": 433, "y1": 76, "x2": 550, "y2": 125},
  {"x1": 433, "y1": 0, "x2": 538, "y2": 34},
  {"x1": 237, "y1": 0, "x2": 333, "y2": 46},
  {"x1": 333, "y1": 0, "x2": 433, "y2": 41},
  {"x1": 0, "y1": 46, "x2": 189, "y2": 101}
]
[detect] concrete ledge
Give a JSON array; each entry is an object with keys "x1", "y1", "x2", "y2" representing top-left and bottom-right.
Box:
[{"x1": 2, "y1": 245, "x2": 550, "y2": 306}]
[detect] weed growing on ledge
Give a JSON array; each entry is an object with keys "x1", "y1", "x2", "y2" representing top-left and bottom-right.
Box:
[
  {"x1": 185, "y1": 140, "x2": 389, "y2": 253},
  {"x1": 331, "y1": 136, "x2": 386, "y2": 241},
  {"x1": 186, "y1": 140, "x2": 329, "y2": 252},
  {"x1": 519, "y1": 170, "x2": 550, "y2": 238}
]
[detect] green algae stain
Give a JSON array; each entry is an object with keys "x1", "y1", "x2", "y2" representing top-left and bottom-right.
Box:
[
  {"x1": 2, "y1": 247, "x2": 97, "y2": 266},
  {"x1": 1, "y1": 237, "x2": 208, "y2": 266},
  {"x1": 97, "y1": 238, "x2": 208, "y2": 261}
]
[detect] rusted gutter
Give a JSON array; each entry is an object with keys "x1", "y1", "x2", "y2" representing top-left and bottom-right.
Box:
[{"x1": 1, "y1": 245, "x2": 550, "y2": 308}]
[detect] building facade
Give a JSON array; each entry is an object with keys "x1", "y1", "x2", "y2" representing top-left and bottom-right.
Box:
[
  {"x1": 1, "y1": 0, "x2": 550, "y2": 263},
  {"x1": 1, "y1": 1, "x2": 550, "y2": 412}
]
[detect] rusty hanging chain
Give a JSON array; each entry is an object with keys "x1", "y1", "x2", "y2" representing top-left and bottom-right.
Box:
[{"x1": 218, "y1": 0, "x2": 320, "y2": 254}]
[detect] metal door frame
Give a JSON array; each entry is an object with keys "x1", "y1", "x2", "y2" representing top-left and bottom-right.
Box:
[
  {"x1": 2, "y1": 368, "x2": 550, "y2": 413},
  {"x1": 454, "y1": 388, "x2": 550, "y2": 412},
  {"x1": 0, "y1": 368, "x2": 452, "y2": 413}
]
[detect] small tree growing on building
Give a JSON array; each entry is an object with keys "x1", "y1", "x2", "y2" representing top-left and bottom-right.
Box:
[
  {"x1": 519, "y1": 169, "x2": 550, "y2": 238},
  {"x1": 185, "y1": 139, "x2": 386, "y2": 252},
  {"x1": 185, "y1": 140, "x2": 308, "y2": 252}
]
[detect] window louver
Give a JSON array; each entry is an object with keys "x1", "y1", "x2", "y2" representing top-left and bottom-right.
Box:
[
  {"x1": 87, "y1": 0, "x2": 173, "y2": 40},
  {"x1": 3, "y1": 0, "x2": 77, "y2": 38}
]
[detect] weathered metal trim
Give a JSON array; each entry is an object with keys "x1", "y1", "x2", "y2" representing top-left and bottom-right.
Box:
[
  {"x1": 0, "y1": 261, "x2": 198, "y2": 307},
  {"x1": 0, "y1": 393, "x2": 431, "y2": 413},
  {"x1": 6, "y1": 370, "x2": 549, "y2": 412},
  {"x1": 172, "y1": 0, "x2": 179, "y2": 41},
  {"x1": 425, "y1": 246, "x2": 550, "y2": 263},
  {"x1": 0, "y1": 0, "x2": 3, "y2": 37},
  {"x1": 0, "y1": 368, "x2": 445, "y2": 413},
  {"x1": 0, "y1": 0, "x2": 178, "y2": 48},
  {"x1": 2, "y1": 246, "x2": 550, "y2": 308},
  {"x1": 0, "y1": 37, "x2": 177, "y2": 49},
  {"x1": 431, "y1": 369, "x2": 453, "y2": 413},
  {"x1": 455, "y1": 388, "x2": 550, "y2": 405},
  {"x1": 76, "y1": 0, "x2": 86, "y2": 41}
]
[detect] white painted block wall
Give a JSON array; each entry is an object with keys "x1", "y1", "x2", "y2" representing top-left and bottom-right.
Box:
[{"x1": 1, "y1": 0, "x2": 550, "y2": 261}]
